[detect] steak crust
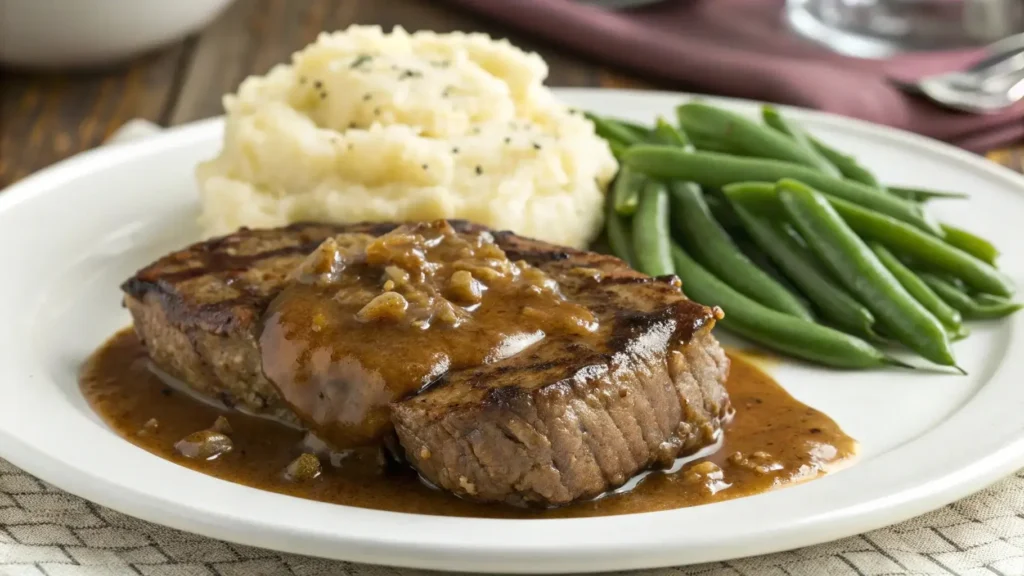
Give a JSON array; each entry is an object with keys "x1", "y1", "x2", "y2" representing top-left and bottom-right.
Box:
[{"x1": 122, "y1": 221, "x2": 731, "y2": 506}]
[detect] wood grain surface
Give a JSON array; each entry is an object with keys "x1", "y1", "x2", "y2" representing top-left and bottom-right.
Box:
[{"x1": 1, "y1": 0, "x2": 1021, "y2": 189}]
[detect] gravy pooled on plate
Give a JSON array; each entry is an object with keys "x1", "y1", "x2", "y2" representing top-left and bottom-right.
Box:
[{"x1": 81, "y1": 330, "x2": 857, "y2": 518}]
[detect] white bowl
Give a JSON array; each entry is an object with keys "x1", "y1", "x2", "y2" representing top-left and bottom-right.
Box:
[{"x1": 0, "y1": 0, "x2": 234, "y2": 69}]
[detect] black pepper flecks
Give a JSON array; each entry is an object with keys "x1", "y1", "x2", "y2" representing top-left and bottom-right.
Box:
[
  {"x1": 349, "y1": 122, "x2": 357, "y2": 129},
  {"x1": 475, "y1": 165, "x2": 483, "y2": 175},
  {"x1": 504, "y1": 137, "x2": 511, "y2": 144},
  {"x1": 313, "y1": 80, "x2": 323, "y2": 89},
  {"x1": 441, "y1": 86, "x2": 453, "y2": 98},
  {"x1": 363, "y1": 93, "x2": 372, "y2": 101},
  {"x1": 374, "y1": 107, "x2": 381, "y2": 116},
  {"x1": 533, "y1": 142, "x2": 542, "y2": 150},
  {"x1": 398, "y1": 69, "x2": 423, "y2": 80},
  {"x1": 422, "y1": 164, "x2": 428, "y2": 170},
  {"x1": 299, "y1": 76, "x2": 308, "y2": 84},
  {"x1": 451, "y1": 147, "x2": 460, "y2": 154},
  {"x1": 319, "y1": 92, "x2": 328, "y2": 99}
]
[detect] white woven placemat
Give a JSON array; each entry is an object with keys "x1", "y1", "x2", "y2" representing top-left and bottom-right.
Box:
[{"x1": 2, "y1": 123, "x2": 1023, "y2": 576}]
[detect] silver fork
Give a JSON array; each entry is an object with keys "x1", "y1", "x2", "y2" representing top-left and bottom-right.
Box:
[{"x1": 897, "y1": 32, "x2": 1024, "y2": 114}]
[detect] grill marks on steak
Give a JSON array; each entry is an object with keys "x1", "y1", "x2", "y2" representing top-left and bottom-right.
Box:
[{"x1": 122, "y1": 221, "x2": 731, "y2": 507}]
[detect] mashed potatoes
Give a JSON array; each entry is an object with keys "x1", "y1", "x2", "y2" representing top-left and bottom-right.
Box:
[{"x1": 196, "y1": 25, "x2": 618, "y2": 249}]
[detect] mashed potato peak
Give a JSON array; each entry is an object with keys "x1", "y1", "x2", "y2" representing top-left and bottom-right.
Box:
[{"x1": 196, "y1": 25, "x2": 618, "y2": 249}]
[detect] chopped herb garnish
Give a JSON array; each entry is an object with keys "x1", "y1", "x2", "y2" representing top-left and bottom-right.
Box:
[{"x1": 350, "y1": 54, "x2": 373, "y2": 69}]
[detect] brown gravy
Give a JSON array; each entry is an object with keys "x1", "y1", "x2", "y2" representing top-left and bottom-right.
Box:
[
  {"x1": 261, "y1": 221, "x2": 601, "y2": 449},
  {"x1": 80, "y1": 329, "x2": 857, "y2": 518}
]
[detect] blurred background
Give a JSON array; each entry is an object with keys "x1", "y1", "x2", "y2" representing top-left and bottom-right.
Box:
[{"x1": 2, "y1": 0, "x2": 1023, "y2": 189}]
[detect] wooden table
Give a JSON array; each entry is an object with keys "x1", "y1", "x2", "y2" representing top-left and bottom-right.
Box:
[{"x1": 1, "y1": 0, "x2": 1022, "y2": 187}]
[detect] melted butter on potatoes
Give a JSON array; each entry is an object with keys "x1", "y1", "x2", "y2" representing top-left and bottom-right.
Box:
[{"x1": 196, "y1": 25, "x2": 617, "y2": 249}]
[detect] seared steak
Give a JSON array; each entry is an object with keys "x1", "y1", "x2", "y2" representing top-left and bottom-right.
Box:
[{"x1": 122, "y1": 221, "x2": 731, "y2": 507}]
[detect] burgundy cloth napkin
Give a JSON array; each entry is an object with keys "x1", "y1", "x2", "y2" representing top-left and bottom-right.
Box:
[{"x1": 446, "y1": 0, "x2": 1024, "y2": 152}]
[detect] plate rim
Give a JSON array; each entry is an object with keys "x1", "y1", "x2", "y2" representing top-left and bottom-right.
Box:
[{"x1": 1, "y1": 88, "x2": 1024, "y2": 573}]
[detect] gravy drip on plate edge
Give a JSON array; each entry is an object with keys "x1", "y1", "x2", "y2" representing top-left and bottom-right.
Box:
[{"x1": 80, "y1": 328, "x2": 858, "y2": 518}]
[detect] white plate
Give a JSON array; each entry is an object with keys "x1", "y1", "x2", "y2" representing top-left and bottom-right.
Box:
[{"x1": 1, "y1": 89, "x2": 1023, "y2": 574}]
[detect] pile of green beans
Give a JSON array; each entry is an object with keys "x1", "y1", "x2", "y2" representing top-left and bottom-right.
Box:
[{"x1": 588, "y1": 104, "x2": 1019, "y2": 371}]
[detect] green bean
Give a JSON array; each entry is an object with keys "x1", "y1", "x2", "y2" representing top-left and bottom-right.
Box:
[
  {"x1": 611, "y1": 166, "x2": 645, "y2": 215},
  {"x1": 760, "y1": 106, "x2": 842, "y2": 177},
  {"x1": 585, "y1": 112, "x2": 643, "y2": 146},
  {"x1": 670, "y1": 243, "x2": 904, "y2": 369},
  {"x1": 727, "y1": 192, "x2": 878, "y2": 337},
  {"x1": 806, "y1": 136, "x2": 883, "y2": 189},
  {"x1": 976, "y1": 293, "x2": 1012, "y2": 306},
  {"x1": 607, "y1": 139, "x2": 628, "y2": 160},
  {"x1": 920, "y1": 274, "x2": 1024, "y2": 320},
  {"x1": 886, "y1": 186, "x2": 969, "y2": 202},
  {"x1": 623, "y1": 147, "x2": 943, "y2": 235},
  {"x1": 632, "y1": 180, "x2": 675, "y2": 276},
  {"x1": 719, "y1": 182, "x2": 785, "y2": 219},
  {"x1": 688, "y1": 132, "x2": 741, "y2": 154},
  {"x1": 928, "y1": 273, "x2": 969, "y2": 292},
  {"x1": 648, "y1": 117, "x2": 690, "y2": 148},
  {"x1": 605, "y1": 198, "x2": 635, "y2": 267},
  {"x1": 606, "y1": 117, "x2": 651, "y2": 141},
  {"x1": 819, "y1": 191, "x2": 1015, "y2": 297},
  {"x1": 949, "y1": 324, "x2": 971, "y2": 341},
  {"x1": 870, "y1": 243, "x2": 962, "y2": 330},
  {"x1": 940, "y1": 224, "x2": 999, "y2": 265},
  {"x1": 777, "y1": 180, "x2": 958, "y2": 368},
  {"x1": 677, "y1": 103, "x2": 840, "y2": 176},
  {"x1": 704, "y1": 192, "x2": 745, "y2": 232},
  {"x1": 669, "y1": 180, "x2": 813, "y2": 320},
  {"x1": 732, "y1": 234, "x2": 808, "y2": 302}
]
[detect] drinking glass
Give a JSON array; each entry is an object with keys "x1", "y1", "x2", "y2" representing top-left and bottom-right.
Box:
[{"x1": 787, "y1": 0, "x2": 1024, "y2": 57}]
